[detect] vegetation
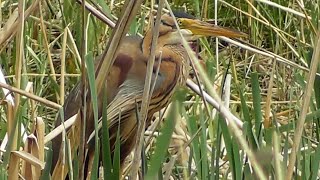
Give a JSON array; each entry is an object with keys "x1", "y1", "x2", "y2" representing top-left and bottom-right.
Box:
[{"x1": 0, "y1": 0, "x2": 319, "y2": 179}]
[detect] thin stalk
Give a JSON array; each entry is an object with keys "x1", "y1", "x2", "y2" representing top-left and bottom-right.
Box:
[
  {"x1": 0, "y1": 82, "x2": 61, "y2": 110},
  {"x1": 287, "y1": 32, "x2": 320, "y2": 180},
  {"x1": 130, "y1": 1, "x2": 164, "y2": 178},
  {"x1": 79, "y1": 1, "x2": 87, "y2": 178},
  {"x1": 60, "y1": 28, "x2": 68, "y2": 105},
  {"x1": 39, "y1": 1, "x2": 59, "y2": 102}
]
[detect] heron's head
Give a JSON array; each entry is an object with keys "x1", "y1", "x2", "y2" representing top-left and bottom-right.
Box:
[
  {"x1": 142, "y1": 11, "x2": 246, "y2": 55},
  {"x1": 160, "y1": 12, "x2": 246, "y2": 45}
]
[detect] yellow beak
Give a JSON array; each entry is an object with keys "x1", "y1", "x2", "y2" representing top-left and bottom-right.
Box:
[{"x1": 178, "y1": 18, "x2": 247, "y2": 38}]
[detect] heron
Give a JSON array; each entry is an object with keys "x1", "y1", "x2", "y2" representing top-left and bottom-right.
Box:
[{"x1": 51, "y1": 12, "x2": 246, "y2": 179}]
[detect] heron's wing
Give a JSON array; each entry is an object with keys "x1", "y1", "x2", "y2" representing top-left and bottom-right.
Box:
[
  {"x1": 51, "y1": 36, "x2": 143, "y2": 173},
  {"x1": 86, "y1": 77, "x2": 145, "y2": 143}
]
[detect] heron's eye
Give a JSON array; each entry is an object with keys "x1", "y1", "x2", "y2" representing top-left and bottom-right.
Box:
[
  {"x1": 161, "y1": 20, "x2": 172, "y2": 27},
  {"x1": 177, "y1": 19, "x2": 183, "y2": 26}
]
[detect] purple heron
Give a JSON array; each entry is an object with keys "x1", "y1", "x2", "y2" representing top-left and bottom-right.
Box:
[{"x1": 51, "y1": 12, "x2": 246, "y2": 178}]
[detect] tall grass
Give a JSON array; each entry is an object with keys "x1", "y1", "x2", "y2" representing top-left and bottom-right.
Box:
[{"x1": 0, "y1": 0, "x2": 319, "y2": 179}]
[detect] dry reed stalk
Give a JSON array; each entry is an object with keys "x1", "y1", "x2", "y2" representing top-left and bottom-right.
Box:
[
  {"x1": 130, "y1": 1, "x2": 165, "y2": 178},
  {"x1": 52, "y1": 112, "x2": 81, "y2": 179},
  {"x1": 60, "y1": 28, "x2": 68, "y2": 105},
  {"x1": 18, "y1": 118, "x2": 44, "y2": 179},
  {"x1": 0, "y1": 82, "x2": 61, "y2": 110},
  {"x1": 13, "y1": 151, "x2": 45, "y2": 170},
  {"x1": 44, "y1": 113, "x2": 78, "y2": 144},
  {"x1": 38, "y1": 1, "x2": 60, "y2": 102},
  {"x1": 36, "y1": 118, "x2": 45, "y2": 162},
  {"x1": 22, "y1": 135, "x2": 41, "y2": 179},
  {"x1": 7, "y1": 101, "x2": 19, "y2": 178},
  {"x1": 8, "y1": 152, "x2": 19, "y2": 180},
  {"x1": 8, "y1": 3, "x2": 25, "y2": 177},
  {"x1": 287, "y1": 32, "x2": 320, "y2": 180},
  {"x1": 264, "y1": 60, "x2": 276, "y2": 128}
]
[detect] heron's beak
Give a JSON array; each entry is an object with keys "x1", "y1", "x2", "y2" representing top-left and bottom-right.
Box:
[{"x1": 178, "y1": 18, "x2": 247, "y2": 38}]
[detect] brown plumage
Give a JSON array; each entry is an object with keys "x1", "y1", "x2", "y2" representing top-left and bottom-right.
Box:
[{"x1": 51, "y1": 13, "x2": 246, "y2": 179}]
